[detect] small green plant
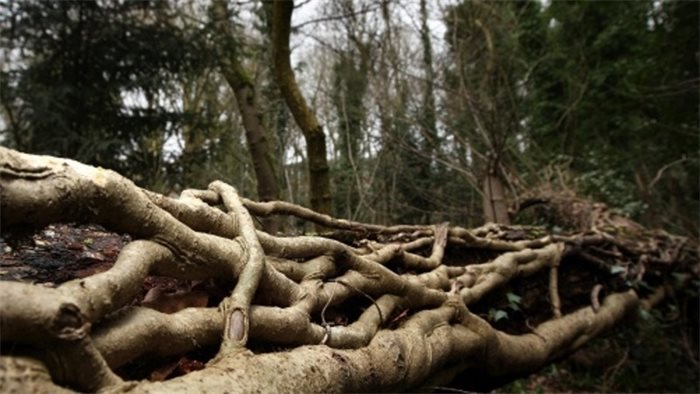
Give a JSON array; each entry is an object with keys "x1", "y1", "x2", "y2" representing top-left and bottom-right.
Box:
[
  {"x1": 506, "y1": 292, "x2": 522, "y2": 312},
  {"x1": 488, "y1": 293, "x2": 523, "y2": 322},
  {"x1": 488, "y1": 308, "x2": 509, "y2": 322}
]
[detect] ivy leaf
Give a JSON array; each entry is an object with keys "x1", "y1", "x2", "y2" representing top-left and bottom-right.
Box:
[
  {"x1": 506, "y1": 292, "x2": 522, "y2": 304},
  {"x1": 637, "y1": 280, "x2": 653, "y2": 291},
  {"x1": 489, "y1": 309, "x2": 509, "y2": 322},
  {"x1": 610, "y1": 265, "x2": 626, "y2": 275},
  {"x1": 639, "y1": 309, "x2": 651, "y2": 321},
  {"x1": 494, "y1": 310, "x2": 509, "y2": 322},
  {"x1": 671, "y1": 272, "x2": 689, "y2": 284}
]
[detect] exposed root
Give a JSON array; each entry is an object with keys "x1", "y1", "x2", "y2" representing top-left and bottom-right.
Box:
[
  {"x1": 549, "y1": 266, "x2": 562, "y2": 319},
  {"x1": 209, "y1": 181, "x2": 266, "y2": 353},
  {"x1": 0, "y1": 147, "x2": 697, "y2": 393},
  {"x1": 591, "y1": 284, "x2": 604, "y2": 312}
]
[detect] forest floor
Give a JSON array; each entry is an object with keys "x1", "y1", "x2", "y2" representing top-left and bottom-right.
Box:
[
  {"x1": 1, "y1": 223, "x2": 698, "y2": 392},
  {"x1": 498, "y1": 317, "x2": 700, "y2": 394},
  {"x1": 498, "y1": 297, "x2": 699, "y2": 393}
]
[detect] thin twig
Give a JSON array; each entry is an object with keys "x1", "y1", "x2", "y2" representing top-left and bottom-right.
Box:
[
  {"x1": 332, "y1": 279, "x2": 384, "y2": 325},
  {"x1": 549, "y1": 266, "x2": 562, "y2": 318},
  {"x1": 591, "y1": 284, "x2": 603, "y2": 313}
]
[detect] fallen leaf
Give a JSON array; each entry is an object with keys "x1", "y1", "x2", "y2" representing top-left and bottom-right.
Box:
[
  {"x1": 177, "y1": 357, "x2": 205, "y2": 374},
  {"x1": 149, "y1": 359, "x2": 179, "y2": 381},
  {"x1": 67, "y1": 243, "x2": 84, "y2": 251},
  {"x1": 81, "y1": 250, "x2": 106, "y2": 262}
]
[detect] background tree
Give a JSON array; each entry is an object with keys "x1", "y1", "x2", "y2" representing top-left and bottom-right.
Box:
[
  {"x1": 327, "y1": 0, "x2": 372, "y2": 220},
  {"x1": 442, "y1": 0, "x2": 534, "y2": 225},
  {"x1": 3, "y1": 0, "x2": 695, "y2": 235},
  {"x1": 0, "y1": 0, "x2": 209, "y2": 188},
  {"x1": 211, "y1": 0, "x2": 280, "y2": 231},
  {"x1": 271, "y1": 0, "x2": 332, "y2": 217},
  {"x1": 522, "y1": 0, "x2": 699, "y2": 235}
]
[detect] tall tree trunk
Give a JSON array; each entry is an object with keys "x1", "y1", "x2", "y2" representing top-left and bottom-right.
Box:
[
  {"x1": 271, "y1": 0, "x2": 332, "y2": 218},
  {"x1": 417, "y1": 0, "x2": 438, "y2": 223},
  {"x1": 212, "y1": 2, "x2": 280, "y2": 232},
  {"x1": 482, "y1": 157, "x2": 511, "y2": 224},
  {"x1": 229, "y1": 79, "x2": 280, "y2": 232},
  {"x1": 419, "y1": 0, "x2": 438, "y2": 150}
]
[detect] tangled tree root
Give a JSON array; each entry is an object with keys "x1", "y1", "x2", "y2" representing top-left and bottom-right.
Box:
[{"x1": 0, "y1": 147, "x2": 697, "y2": 393}]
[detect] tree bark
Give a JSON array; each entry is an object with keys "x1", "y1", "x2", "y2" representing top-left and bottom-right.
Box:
[
  {"x1": 212, "y1": 1, "x2": 280, "y2": 232},
  {"x1": 482, "y1": 159, "x2": 511, "y2": 224},
  {"x1": 270, "y1": 0, "x2": 332, "y2": 218},
  {"x1": 0, "y1": 147, "x2": 695, "y2": 393}
]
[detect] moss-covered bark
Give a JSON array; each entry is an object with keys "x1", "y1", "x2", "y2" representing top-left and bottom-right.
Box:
[
  {"x1": 270, "y1": 0, "x2": 332, "y2": 217},
  {"x1": 212, "y1": 1, "x2": 280, "y2": 233}
]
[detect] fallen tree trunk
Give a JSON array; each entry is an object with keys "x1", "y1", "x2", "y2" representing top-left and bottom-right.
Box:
[{"x1": 0, "y1": 147, "x2": 696, "y2": 393}]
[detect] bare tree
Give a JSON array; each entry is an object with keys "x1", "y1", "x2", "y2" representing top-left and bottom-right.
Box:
[
  {"x1": 271, "y1": 0, "x2": 332, "y2": 218},
  {"x1": 211, "y1": 1, "x2": 280, "y2": 232}
]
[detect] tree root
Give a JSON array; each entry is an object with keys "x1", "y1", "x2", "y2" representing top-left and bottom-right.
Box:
[{"x1": 0, "y1": 147, "x2": 697, "y2": 392}]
